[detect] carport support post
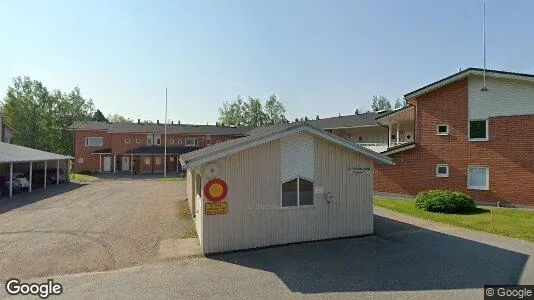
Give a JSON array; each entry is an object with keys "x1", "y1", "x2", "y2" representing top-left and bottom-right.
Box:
[
  {"x1": 56, "y1": 160, "x2": 59, "y2": 185},
  {"x1": 396, "y1": 122, "x2": 400, "y2": 146},
  {"x1": 99, "y1": 155, "x2": 102, "y2": 173},
  {"x1": 388, "y1": 123, "x2": 392, "y2": 147},
  {"x1": 130, "y1": 154, "x2": 133, "y2": 174},
  {"x1": 113, "y1": 155, "x2": 117, "y2": 173},
  {"x1": 44, "y1": 161, "x2": 47, "y2": 189},
  {"x1": 29, "y1": 162, "x2": 32, "y2": 193},
  {"x1": 9, "y1": 162, "x2": 13, "y2": 197}
]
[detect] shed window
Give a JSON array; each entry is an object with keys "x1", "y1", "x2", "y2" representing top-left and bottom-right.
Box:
[
  {"x1": 282, "y1": 178, "x2": 314, "y2": 207},
  {"x1": 436, "y1": 124, "x2": 449, "y2": 135},
  {"x1": 469, "y1": 120, "x2": 488, "y2": 141},
  {"x1": 85, "y1": 137, "x2": 103, "y2": 146}
]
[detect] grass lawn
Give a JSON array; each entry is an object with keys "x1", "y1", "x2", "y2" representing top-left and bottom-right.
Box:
[
  {"x1": 70, "y1": 173, "x2": 99, "y2": 182},
  {"x1": 374, "y1": 198, "x2": 534, "y2": 242}
]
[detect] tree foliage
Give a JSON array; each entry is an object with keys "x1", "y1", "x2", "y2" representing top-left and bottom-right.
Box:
[
  {"x1": 92, "y1": 109, "x2": 108, "y2": 122},
  {"x1": 218, "y1": 94, "x2": 288, "y2": 127},
  {"x1": 1, "y1": 76, "x2": 95, "y2": 155},
  {"x1": 107, "y1": 113, "x2": 132, "y2": 123},
  {"x1": 394, "y1": 98, "x2": 403, "y2": 109},
  {"x1": 371, "y1": 95, "x2": 392, "y2": 112}
]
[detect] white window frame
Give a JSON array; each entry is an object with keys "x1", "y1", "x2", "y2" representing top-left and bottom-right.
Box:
[
  {"x1": 469, "y1": 119, "x2": 489, "y2": 141},
  {"x1": 156, "y1": 138, "x2": 162, "y2": 145},
  {"x1": 280, "y1": 176, "x2": 314, "y2": 208},
  {"x1": 77, "y1": 158, "x2": 84, "y2": 164},
  {"x1": 435, "y1": 164, "x2": 449, "y2": 177},
  {"x1": 145, "y1": 157, "x2": 151, "y2": 165},
  {"x1": 85, "y1": 137, "x2": 103, "y2": 147},
  {"x1": 135, "y1": 138, "x2": 141, "y2": 144},
  {"x1": 155, "y1": 157, "x2": 161, "y2": 165},
  {"x1": 185, "y1": 138, "x2": 198, "y2": 147},
  {"x1": 467, "y1": 165, "x2": 489, "y2": 190},
  {"x1": 125, "y1": 138, "x2": 131, "y2": 144},
  {"x1": 147, "y1": 135, "x2": 153, "y2": 145},
  {"x1": 170, "y1": 139, "x2": 175, "y2": 144},
  {"x1": 177, "y1": 139, "x2": 183, "y2": 145},
  {"x1": 216, "y1": 140, "x2": 221, "y2": 144},
  {"x1": 436, "y1": 124, "x2": 449, "y2": 136}
]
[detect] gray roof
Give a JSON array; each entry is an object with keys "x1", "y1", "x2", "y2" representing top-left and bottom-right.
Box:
[
  {"x1": 181, "y1": 122, "x2": 393, "y2": 167},
  {"x1": 69, "y1": 121, "x2": 250, "y2": 135},
  {"x1": 124, "y1": 146, "x2": 200, "y2": 155},
  {"x1": 0, "y1": 142, "x2": 73, "y2": 163},
  {"x1": 306, "y1": 111, "x2": 387, "y2": 129}
]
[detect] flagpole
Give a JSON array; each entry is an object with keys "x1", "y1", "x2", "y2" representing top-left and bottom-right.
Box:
[{"x1": 164, "y1": 88, "x2": 168, "y2": 178}]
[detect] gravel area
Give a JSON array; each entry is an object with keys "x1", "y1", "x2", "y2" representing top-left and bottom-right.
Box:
[{"x1": 0, "y1": 178, "x2": 195, "y2": 280}]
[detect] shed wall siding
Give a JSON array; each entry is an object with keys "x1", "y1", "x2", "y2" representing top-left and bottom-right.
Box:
[
  {"x1": 200, "y1": 133, "x2": 373, "y2": 254},
  {"x1": 468, "y1": 75, "x2": 534, "y2": 119}
]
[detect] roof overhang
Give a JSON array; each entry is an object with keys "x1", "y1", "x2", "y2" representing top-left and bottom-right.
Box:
[
  {"x1": 381, "y1": 142, "x2": 416, "y2": 156},
  {"x1": 404, "y1": 68, "x2": 534, "y2": 101},
  {"x1": 376, "y1": 106, "x2": 415, "y2": 125},
  {"x1": 181, "y1": 123, "x2": 394, "y2": 168}
]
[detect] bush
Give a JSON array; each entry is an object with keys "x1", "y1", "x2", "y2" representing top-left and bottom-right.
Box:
[{"x1": 415, "y1": 190, "x2": 476, "y2": 213}]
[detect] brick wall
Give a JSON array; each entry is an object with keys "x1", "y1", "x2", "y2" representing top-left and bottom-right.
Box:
[
  {"x1": 375, "y1": 78, "x2": 534, "y2": 206},
  {"x1": 73, "y1": 130, "x2": 111, "y2": 172}
]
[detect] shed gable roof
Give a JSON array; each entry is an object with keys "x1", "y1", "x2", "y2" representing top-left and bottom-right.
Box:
[{"x1": 180, "y1": 122, "x2": 393, "y2": 167}]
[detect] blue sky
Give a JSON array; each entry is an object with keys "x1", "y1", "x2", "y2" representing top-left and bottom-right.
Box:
[{"x1": 1, "y1": 0, "x2": 533, "y2": 124}]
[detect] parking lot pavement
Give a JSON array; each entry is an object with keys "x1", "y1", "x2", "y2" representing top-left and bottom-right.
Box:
[
  {"x1": 22, "y1": 213, "x2": 533, "y2": 299},
  {"x1": 0, "y1": 179, "x2": 195, "y2": 280}
]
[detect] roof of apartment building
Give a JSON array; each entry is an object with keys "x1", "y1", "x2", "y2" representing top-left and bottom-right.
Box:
[
  {"x1": 180, "y1": 122, "x2": 393, "y2": 167},
  {"x1": 405, "y1": 67, "x2": 534, "y2": 100},
  {"x1": 69, "y1": 121, "x2": 250, "y2": 135},
  {"x1": 247, "y1": 111, "x2": 388, "y2": 136}
]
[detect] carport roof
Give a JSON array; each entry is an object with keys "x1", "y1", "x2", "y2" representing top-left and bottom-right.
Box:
[{"x1": 0, "y1": 142, "x2": 73, "y2": 163}]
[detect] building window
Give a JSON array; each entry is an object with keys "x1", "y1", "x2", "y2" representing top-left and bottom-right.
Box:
[
  {"x1": 185, "y1": 138, "x2": 198, "y2": 146},
  {"x1": 436, "y1": 124, "x2": 449, "y2": 136},
  {"x1": 469, "y1": 120, "x2": 488, "y2": 141},
  {"x1": 206, "y1": 139, "x2": 211, "y2": 145},
  {"x1": 156, "y1": 138, "x2": 161, "y2": 145},
  {"x1": 216, "y1": 140, "x2": 221, "y2": 143},
  {"x1": 135, "y1": 138, "x2": 141, "y2": 144},
  {"x1": 145, "y1": 157, "x2": 151, "y2": 165},
  {"x1": 155, "y1": 157, "x2": 161, "y2": 164},
  {"x1": 85, "y1": 137, "x2": 103, "y2": 146},
  {"x1": 170, "y1": 139, "x2": 175, "y2": 144},
  {"x1": 77, "y1": 158, "x2": 84, "y2": 164},
  {"x1": 147, "y1": 135, "x2": 153, "y2": 145},
  {"x1": 125, "y1": 138, "x2": 131, "y2": 144},
  {"x1": 468, "y1": 166, "x2": 489, "y2": 190},
  {"x1": 358, "y1": 136, "x2": 363, "y2": 142},
  {"x1": 282, "y1": 178, "x2": 314, "y2": 207},
  {"x1": 435, "y1": 164, "x2": 449, "y2": 177},
  {"x1": 177, "y1": 139, "x2": 183, "y2": 144}
]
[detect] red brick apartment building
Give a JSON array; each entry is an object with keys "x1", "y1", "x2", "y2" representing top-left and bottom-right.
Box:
[
  {"x1": 69, "y1": 120, "x2": 248, "y2": 174},
  {"x1": 374, "y1": 68, "x2": 534, "y2": 206}
]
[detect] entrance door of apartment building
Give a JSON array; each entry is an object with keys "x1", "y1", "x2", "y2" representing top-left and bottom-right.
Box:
[
  {"x1": 103, "y1": 157, "x2": 111, "y2": 172},
  {"x1": 122, "y1": 156, "x2": 130, "y2": 172}
]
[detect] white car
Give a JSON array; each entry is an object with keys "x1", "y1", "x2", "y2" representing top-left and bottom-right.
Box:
[{"x1": 3, "y1": 173, "x2": 30, "y2": 190}]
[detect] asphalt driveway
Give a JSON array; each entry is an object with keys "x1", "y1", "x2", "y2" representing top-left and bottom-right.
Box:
[
  {"x1": 30, "y1": 209, "x2": 534, "y2": 299},
  {"x1": 0, "y1": 178, "x2": 195, "y2": 280}
]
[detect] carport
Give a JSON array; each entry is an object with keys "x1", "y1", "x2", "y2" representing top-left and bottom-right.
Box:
[{"x1": 0, "y1": 142, "x2": 73, "y2": 197}]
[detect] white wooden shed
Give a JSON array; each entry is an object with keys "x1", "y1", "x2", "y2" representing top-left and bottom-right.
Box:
[{"x1": 180, "y1": 123, "x2": 393, "y2": 254}]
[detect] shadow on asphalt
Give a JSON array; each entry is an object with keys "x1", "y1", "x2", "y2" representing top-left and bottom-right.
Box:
[
  {"x1": 210, "y1": 215, "x2": 528, "y2": 293},
  {"x1": 85, "y1": 172, "x2": 186, "y2": 181},
  {"x1": 0, "y1": 182, "x2": 85, "y2": 214}
]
